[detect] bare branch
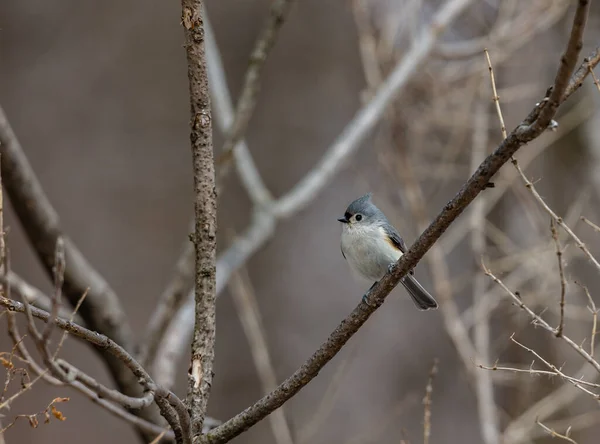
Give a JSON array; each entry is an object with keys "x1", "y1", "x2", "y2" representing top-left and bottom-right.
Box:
[
  {"x1": 217, "y1": 0, "x2": 297, "y2": 168},
  {"x1": 0, "y1": 296, "x2": 190, "y2": 443},
  {"x1": 205, "y1": 17, "x2": 272, "y2": 206},
  {"x1": 471, "y1": 74, "x2": 499, "y2": 444},
  {"x1": 0, "y1": 104, "x2": 133, "y2": 348},
  {"x1": 0, "y1": 104, "x2": 167, "y2": 437},
  {"x1": 513, "y1": 158, "x2": 600, "y2": 273},
  {"x1": 41, "y1": 237, "x2": 65, "y2": 345},
  {"x1": 423, "y1": 359, "x2": 439, "y2": 444},
  {"x1": 550, "y1": 219, "x2": 567, "y2": 336},
  {"x1": 482, "y1": 264, "x2": 600, "y2": 374},
  {"x1": 273, "y1": 0, "x2": 476, "y2": 218},
  {"x1": 140, "y1": 236, "x2": 194, "y2": 367},
  {"x1": 484, "y1": 49, "x2": 507, "y2": 139},
  {"x1": 516, "y1": 0, "x2": 589, "y2": 136},
  {"x1": 536, "y1": 419, "x2": 578, "y2": 444},
  {"x1": 574, "y1": 281, "x2": 598, "y2": 358},
  {"x1": 179, "y1": 0, "x2": 217, "y2": 435},
  {"x1": 0, "y1": 272, "x2": 85, "y2": 326},
  {"x1": 229, "y1": 267, "x2": 293, "y2": 444},
  {"x1": 581, "y1": 216, "x2": 600, "y2": 233}
]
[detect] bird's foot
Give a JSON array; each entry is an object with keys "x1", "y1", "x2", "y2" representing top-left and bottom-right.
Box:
[{"x1": 362, "y1": 282, "x2": 378, "y2": 307}]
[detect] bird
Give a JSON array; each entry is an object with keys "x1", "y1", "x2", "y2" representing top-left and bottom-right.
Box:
[{"x1": 338, "y1": 193, "x2": 438, "y2": 310}]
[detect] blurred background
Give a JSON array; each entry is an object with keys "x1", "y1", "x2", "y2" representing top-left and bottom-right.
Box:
[{"x1": 2, "y1": 0, "x2": 600, "y2": 443}]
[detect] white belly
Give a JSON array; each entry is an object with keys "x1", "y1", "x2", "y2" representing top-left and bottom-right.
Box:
[{"x1": 340, "y1": 225, "x2": 402, "y2": 282}]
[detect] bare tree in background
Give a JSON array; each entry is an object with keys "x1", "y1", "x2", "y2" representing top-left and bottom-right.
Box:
[{"x1": 1, "y1": 0, "x2": 600, "y2": 443}]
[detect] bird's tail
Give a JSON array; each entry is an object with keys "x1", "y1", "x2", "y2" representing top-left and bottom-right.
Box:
[{"x1": 400, "y1": 274, "x2": 438, "y2": 310}]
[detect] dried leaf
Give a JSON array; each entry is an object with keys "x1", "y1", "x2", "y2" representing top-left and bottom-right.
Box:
[
  {"x1": 50, "y1": 405, "x2": 66, "y2": 421},
  {"x1": 0, "y1": 357, "x2": 13, "y2": 369},
  {"x1": 28, "y1": 415, "x2": 38, "y2": 428},
  {"x1": 48, "y1": 398, "x2": 69, "y2": 422}
]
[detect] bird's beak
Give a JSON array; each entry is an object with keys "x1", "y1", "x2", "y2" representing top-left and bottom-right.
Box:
[{"x1": 337, "y1": 216, "x2": 349, "y2": 224}]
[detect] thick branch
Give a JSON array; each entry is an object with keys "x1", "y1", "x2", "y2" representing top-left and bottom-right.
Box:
[
  {"x1": 200, "y1": 5, "x2": 592, "y2": 442},
  {"x1": 180, "y1": 0, "x2": 217, "y2": 435},
  {"x1": 0, "y1": 105, "x2": 131, "y2": 348}
]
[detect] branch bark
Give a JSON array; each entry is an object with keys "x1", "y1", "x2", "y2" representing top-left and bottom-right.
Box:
[{"x1": 180, "y1": 0, "x2": 217, "y2": 436}]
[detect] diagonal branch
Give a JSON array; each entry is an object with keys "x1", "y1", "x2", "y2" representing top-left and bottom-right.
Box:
[
  {"x1": 180, "y1": 0, "x2": 217, "y2": 435},
  {"x1": 199, "y1": 3, "x2": 593, "y2": 441},
  {"x1": 0, "y1": 105, "x2": 132, "y2": 350}
]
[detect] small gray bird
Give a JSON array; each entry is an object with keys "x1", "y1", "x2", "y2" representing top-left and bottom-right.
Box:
[{"x1": 338, "y1": 193, "x2": 438, "y2": 310}]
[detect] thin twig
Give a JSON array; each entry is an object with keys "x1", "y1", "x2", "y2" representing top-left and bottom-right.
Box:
[
  {"x1": 509, "y1": 334, "x2": 600, "y2": 398},
  {"x1": 581, "y1": 216, "x2": 600, "y2": 233},
  {"x1": 513, "y1": 158, "x2": 600, "y2": 274},
  {"x1": 0, "y1": 272, "x2": 84, "y2": 326},
  {"x1": 482, "y1": 263, "x2": 600, "y2": 374},
  {"x1": 484, "y1": 49, "x2": 507, "y2": 139},
  {"x1": 0, "y1": 297, "x2": 190, "y2": 442},
  {"x1": 53, "y1": 289, "x2": 88, "y2": 359},
  {"x1": 229, "y1": 267, "x2": 294, "y2": 444},
  {"x1": 550, "y1": 219, "x2": 567, "y2": 336},
  {"x1": 471, "y1": 72, "x2": 499, "y2": 444},
  {"x1": 590, "y1": 65, "x2": 600, "y2": 93},
  {"x1": 423, "y1": 359, "x2": 439, "y2": 444},
  {"x1": 41, "y1": 237, "x2": 65, "y2": 345},
  {"x1": 536, "y1": 419, "x2": 578, "y2": 444},
  {"x1": 217, "y1": 0, "x2": 297, "y2": 167},
  {"x1": 574, "y1": 281, "x2": 598, "y2": 358},
  {"x1": 140, "y1": 235, "x2": 194, "y2": 367}
]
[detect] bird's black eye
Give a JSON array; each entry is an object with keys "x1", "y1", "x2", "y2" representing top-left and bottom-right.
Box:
[{"x1": 355, "y1": 214, "x2": 363, "y2": 221}]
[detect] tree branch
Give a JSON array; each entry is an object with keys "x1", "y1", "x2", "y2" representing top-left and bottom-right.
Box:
[
  {"x1": 180, "y1": 0, "x2": 217, "y2": 435},
  {"x1": 0, "y1": 104, "x2": 168, "y2": 438},
  {"x1": 199, "y1": 3, "x2": 592, "y2": 441},
  {"x1": 217, "y1": 0, "x2": 297, "y2": 168},
  {"x1": 139, "y1": 232, "x2": 194, "y2": 368},
  {"x1": 0, "y1": 296, "x2": 190, "y2": 442}
]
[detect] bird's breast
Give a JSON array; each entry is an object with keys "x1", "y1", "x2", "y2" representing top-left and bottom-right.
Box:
[{"x1": 340, "y1": 225, "x2": 401, "y2": 281}]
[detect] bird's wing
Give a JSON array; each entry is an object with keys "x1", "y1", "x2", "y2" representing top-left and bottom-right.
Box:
[
  {"x1": 382, "y1": 225, "x2": 415, "y2": 274},
  {"x1": 381, "y1": 223, "x2": 408, "y2": 253},
  {"x1": 340, "y1": 245, "x2": 346, "y2": 260}
]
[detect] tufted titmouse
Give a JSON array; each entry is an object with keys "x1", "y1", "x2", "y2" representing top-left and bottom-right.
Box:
[{"x1": 338, "y1": 193, "x2": 438, "y2": 310}]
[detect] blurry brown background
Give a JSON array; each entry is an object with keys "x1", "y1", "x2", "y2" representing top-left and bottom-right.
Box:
[{"x1": 2, "y1": 1, "x2": 600, "y2": 443}]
